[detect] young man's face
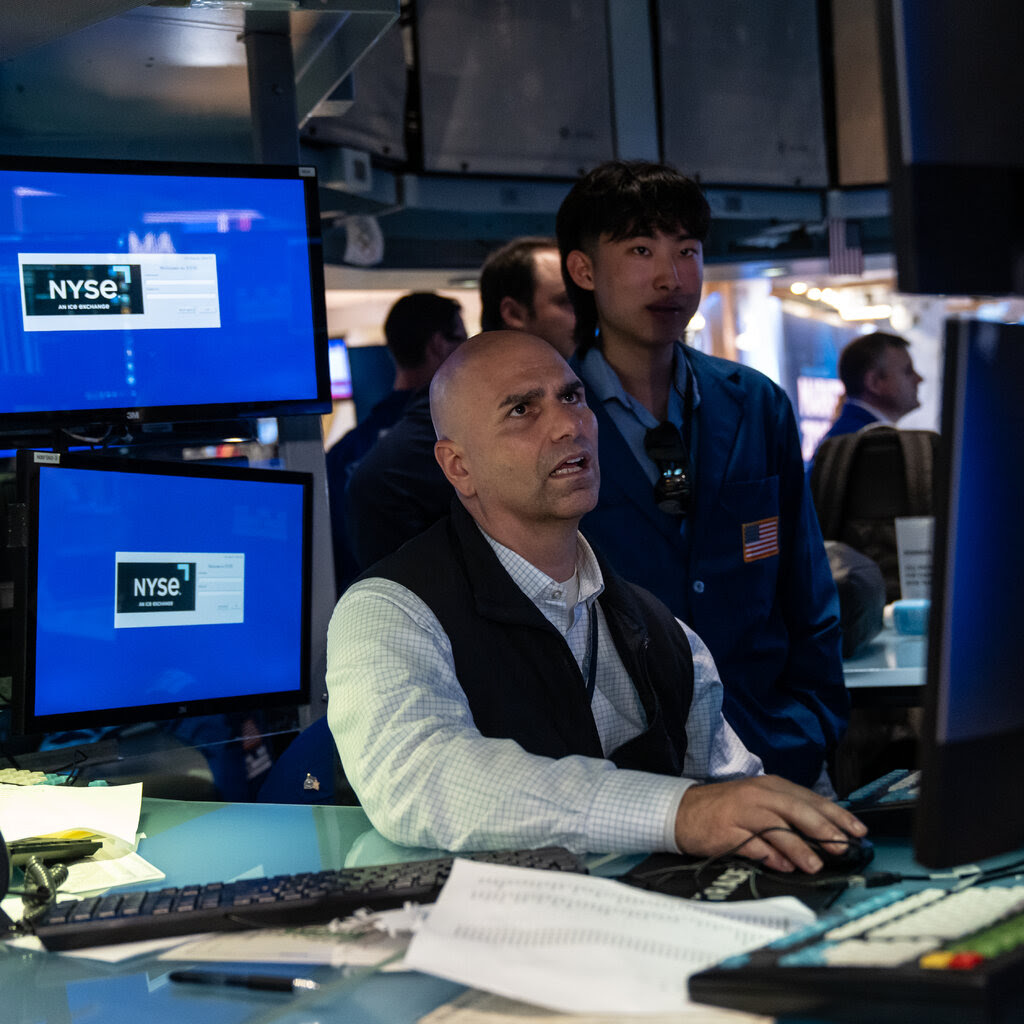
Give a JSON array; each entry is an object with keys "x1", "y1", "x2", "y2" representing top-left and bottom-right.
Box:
[{"x1": 568, "y1": 227, "x2": 704, "y2": 353}]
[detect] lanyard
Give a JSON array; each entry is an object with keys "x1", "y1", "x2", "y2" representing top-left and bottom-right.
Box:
[{"x1": 582, "y1": 604, "x2": 599, "y2": 702}]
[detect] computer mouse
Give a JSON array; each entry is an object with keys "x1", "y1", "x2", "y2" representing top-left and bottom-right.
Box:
[{"x1": 793, "y1": 829, "x2": 875, "y2": 873}]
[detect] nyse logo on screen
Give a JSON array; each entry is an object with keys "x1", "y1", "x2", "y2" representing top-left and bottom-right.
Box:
[
  {"x1": 21, "y1": 262, "x2": 144, "y2": 317},
  {"x1": 116, "y1": 561, "x2": 196, "y2": 614}
]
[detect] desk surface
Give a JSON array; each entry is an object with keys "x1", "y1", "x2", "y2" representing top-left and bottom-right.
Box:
[
  {"x1": 842, "y1": 626, "x2": 926, "y2": 705},
  {"x1": 3, "y1": 799, "x2": 476, "y2": 1024},
  {"x1": 0, "y1": 797, "x2": 1005, "y2": 1024}
]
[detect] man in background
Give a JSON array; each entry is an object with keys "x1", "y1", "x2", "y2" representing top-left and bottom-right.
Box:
[
  {"x1": 818, "y1": 332, "x2": 923, "y2": 445},
  {"x1": 479, "y1": 236, "x2": 577, "y2": 358},
  {"x1": 557, "y1": 160, "x2": 848, "y2": 792},
  {"x1": 326, "y1": 292, "x2": 465, "y2": 591}
]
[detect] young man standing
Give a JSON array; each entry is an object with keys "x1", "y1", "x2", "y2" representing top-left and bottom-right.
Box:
[{"x1": 557, "y1": 161, "x2": 848, "y2": 791}]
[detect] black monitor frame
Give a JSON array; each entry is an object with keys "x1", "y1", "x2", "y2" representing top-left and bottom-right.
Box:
[
  {"x1": 914, "y1": 318, "x2": 1024, "y2": 867},
  {"x1": 0, "y1": 154, "x2": 331, "y2": 438},
  {"x1": 9, "y1": 449, "x2": 313, "y2": 738}
]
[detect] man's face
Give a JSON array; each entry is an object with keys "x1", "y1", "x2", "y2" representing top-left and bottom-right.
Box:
[
  {"x1": 568, "y1": 227, "x2": 704, "y2": 352},
  {"x1": 439, "y1": 334, "x2": 600, "y2": 535},
  {"x1": 523, "y1": 249, "x2": 577, "y2": 359},
  {"x1": 874, "y1": 345, "x2": 923, "y2": 419}
]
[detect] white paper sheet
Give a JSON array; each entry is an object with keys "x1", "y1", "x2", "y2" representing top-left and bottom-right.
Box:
[
  {"x1": 157, "y1": 904, "x2": 425, "y2": 968},
  {"x1": 417, "y1": 988, "x2": 773, "y2": 1024},
  {"x1": 61, "y1": 848, "x2": 165, "y2": 895},
  {"x1": 404, "y1": 859, "x2": 807, "y2": 1015},
  {"x1": 160, "y1": 923, "x2": 409, "y2": 969},
  {"x1": 0, "y1": 782, "x2": 143, "y2": 854}
]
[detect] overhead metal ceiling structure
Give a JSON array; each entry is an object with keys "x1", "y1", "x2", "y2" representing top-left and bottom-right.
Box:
[{"x1": 0, "y1": 1, "x2": 891, "y2": 276}]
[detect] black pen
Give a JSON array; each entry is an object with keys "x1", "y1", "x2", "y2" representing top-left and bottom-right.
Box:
[{"x1": 168, "y1": 969, "x2": 320, "y2": 993}]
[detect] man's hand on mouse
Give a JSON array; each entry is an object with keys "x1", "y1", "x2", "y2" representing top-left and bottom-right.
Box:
[{"x1": 674, "y1": 775, "x2": 868, "y2": 874}]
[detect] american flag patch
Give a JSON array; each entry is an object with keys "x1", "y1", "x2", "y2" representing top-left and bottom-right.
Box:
[{"x1": 742, "y1": 517, "x2": 779, "y2": 562}]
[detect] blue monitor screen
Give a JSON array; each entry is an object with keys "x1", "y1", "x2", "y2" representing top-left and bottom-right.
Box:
[
  {"x1": 12, "y1": 450, "x2": 312, "y2": 734},
  {"x1": 0, "y1": 156, "x2": 330, "y2": 433},
  {"x1": 329, "y1": 337, "x2": 353, "y2": 401}
]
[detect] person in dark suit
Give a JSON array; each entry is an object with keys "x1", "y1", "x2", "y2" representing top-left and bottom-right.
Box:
[
  {"x1": 818, "y1": 331, "x2": 923, "y2": 444},
  {"x1": 556, "y1": 160, "x2": 848, "y2": 791},
  {"x1": 326, "y1": 292, "x2": 466, "y2": 591}
]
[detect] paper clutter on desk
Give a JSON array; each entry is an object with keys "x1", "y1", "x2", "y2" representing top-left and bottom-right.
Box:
[
  {"x1": 0, "y1": 781, "x2": 143, "y2": 856},
  {"x1": 404, "y1": 858, "x2": 808, "y2": 1016}
]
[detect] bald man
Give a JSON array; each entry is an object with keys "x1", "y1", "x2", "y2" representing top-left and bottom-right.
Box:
[{"x1": 326, "y1": 331, "x2": 865, "y2": 866}]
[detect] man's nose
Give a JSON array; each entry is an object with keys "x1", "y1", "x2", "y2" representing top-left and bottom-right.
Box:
[
  {"x1": 550, "y1": 402, "x2": 586, "y2": 440},
  {"x1": 653, "y1": 251, "x2": 682, "y2": 289}
]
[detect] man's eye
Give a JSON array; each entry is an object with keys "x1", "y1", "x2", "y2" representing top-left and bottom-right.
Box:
[{"x1": 509, "y1": 403, "x2": 528, "y2": 417}]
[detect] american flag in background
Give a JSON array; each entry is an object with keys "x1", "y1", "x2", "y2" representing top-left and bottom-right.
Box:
[
  {"x1": 828, "y1": 217, "x2": 865, "y2": 277},
  {"x1": 742, "y1": 517, "x2": 779, "y2": 562}
]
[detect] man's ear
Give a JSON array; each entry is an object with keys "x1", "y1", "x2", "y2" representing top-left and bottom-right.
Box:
[
  {"x1": 499, "y1": 295, "x2": 529, "y2": 331},
  {"x1": 862, "y1": 366, "x2": 886, "y2": 401},
  {"x1": 565, "y1": 249, "x2": 595, "y2": 291},
  {"x1": 434, "y1": 439, "x2": 475, "y2": 498},
  {"x1": 423, "y1": 330, "x2": 449, "y2": 370}
]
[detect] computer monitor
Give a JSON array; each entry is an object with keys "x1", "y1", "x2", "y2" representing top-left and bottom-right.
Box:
[
  {"x1": 9, "y1": 449, "x2": 312, "y2": 736},
  {"x1": 0, "y1": 155, "x2": 330, "y2": 436},
  {"x1": 328, "y1": 337, "x2": 353, "y2": 401},
  {"x1": 878, "y1": 0, "x2": 1023, "y2": 296},
  {"x1": 914, "y1": 318, "x2": 1024, "y2": 867}
]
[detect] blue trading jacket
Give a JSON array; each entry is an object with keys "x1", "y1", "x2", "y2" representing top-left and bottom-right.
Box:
[{"x1": 574, "y1": 346, "x2": 848, "y2": 787}]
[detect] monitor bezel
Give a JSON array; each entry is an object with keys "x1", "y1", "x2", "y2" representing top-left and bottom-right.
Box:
[
  {"x1": 914, "y1": 319, "x2": 1024, "y2": 867},
  {"x1": 10, "y1": 448, "x2": 314, "y2": 737},
  {"x1": 0, "y1": 154, "x2": 332, "y2": 437}
]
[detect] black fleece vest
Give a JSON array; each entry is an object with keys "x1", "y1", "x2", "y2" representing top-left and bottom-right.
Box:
[{"x1": 367, "y1": 503, "x2": 694, "y2": 776}]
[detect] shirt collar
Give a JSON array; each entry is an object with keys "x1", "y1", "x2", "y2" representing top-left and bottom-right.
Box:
[
  {"x1": 844, "y1": 396, "x2": 896, "y2": 425},
  {"x1": 580, "y1": 341, "x2": 698, "y2": 426},
  {"x1": 480, "y1": 528, "x2": 605, "y2": 630}
]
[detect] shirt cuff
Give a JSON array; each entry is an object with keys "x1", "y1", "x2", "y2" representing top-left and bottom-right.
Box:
[
  {"x1": 584, "y1": 768, "x2": 696, "y2": 854},
  {"x1": 664, "y1": 779, "x2": 698, "y2": 853}
]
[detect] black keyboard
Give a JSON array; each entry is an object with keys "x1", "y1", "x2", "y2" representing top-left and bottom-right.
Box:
[
  {"x1": 689, "y1": 883, "x2": 1024, "y2": 1024},
  {"x1": 840, "y1": 767, "x2": 919, "y2": 835},
  {"x1": 27, "y1": 846, "x2": 586, "y2": 952}
]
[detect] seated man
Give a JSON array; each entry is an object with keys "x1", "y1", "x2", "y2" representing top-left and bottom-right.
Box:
[{"x1": 326, "y1": 331, "x2": 865, "y2": 870}]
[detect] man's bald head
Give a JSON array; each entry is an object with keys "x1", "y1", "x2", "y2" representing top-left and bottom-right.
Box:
[
  {"x1": 429, "y1": 331, "x2": 599, "y2": 566},
  {"x1": 430, "y1": 330, "x2": 559, "y2": 442}
]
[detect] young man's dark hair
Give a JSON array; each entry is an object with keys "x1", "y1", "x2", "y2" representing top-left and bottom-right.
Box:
[
  {"x1": 837, "y1": 332, "x2": 911, "y2": 398},
  {"x1": 384, "y1": 292, "x2": 463, "y2": 369},
  {"x1": 556, "y1": 161, "x2": 711, "y2": 351},
  {"x1": 479, "y1": 236, "x2": 555, "y2": 332}
]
